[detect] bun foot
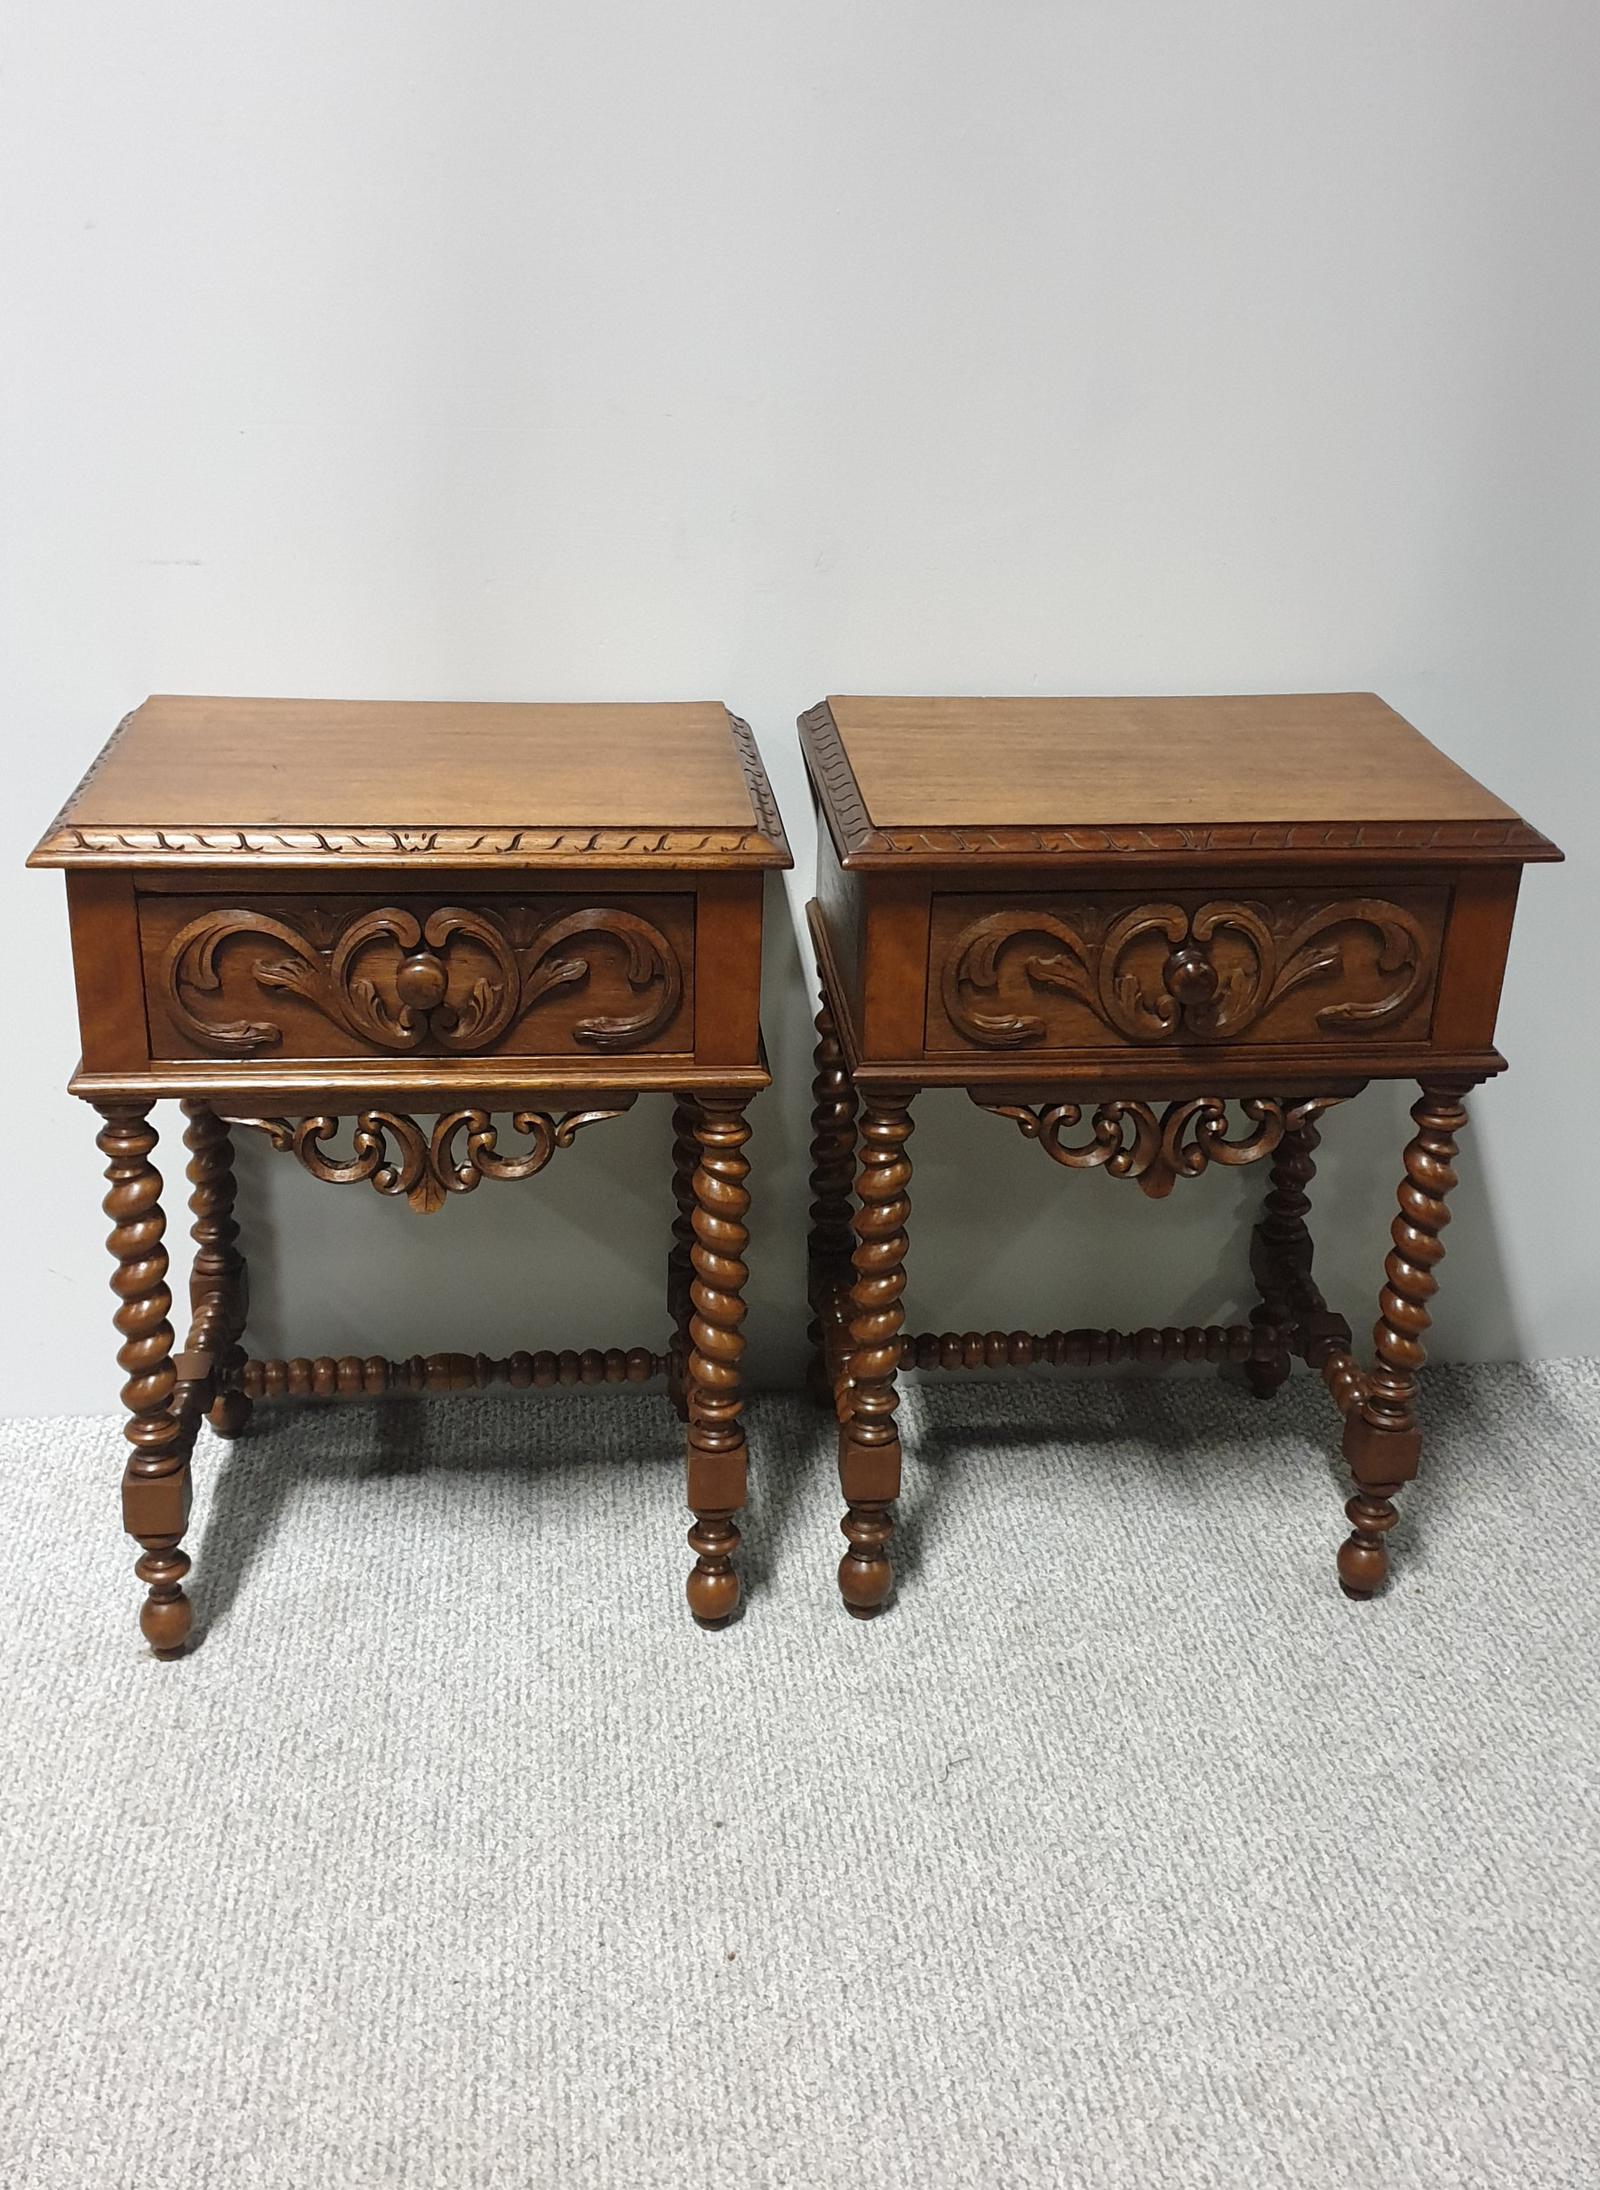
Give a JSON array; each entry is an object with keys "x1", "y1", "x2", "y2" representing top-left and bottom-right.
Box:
[
  {"x1": 838, "y1": 1503, "x2": 894, "y2": 1616},
  {"x1": 1244, "y1": 1353, "x2": 1292, "y2": 1400},
  {"x1": 687, "y1": 1591, "x2": 740, "y2": 1628},
  {"x1": 686, "y1": 1515, "x2": 742, "y2": 1625},
  {"x1": 136, "y1": 1549, "x2": 192, "y2": 1656},
  {"x1": 209, "y1": 1390, "x2": 253, "y2": 1440},
  {"x1": 1338, "y1": 1489, "x2": 1396, "y2": 1598}
]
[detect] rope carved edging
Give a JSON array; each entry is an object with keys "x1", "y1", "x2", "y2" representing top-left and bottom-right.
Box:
[
  {"x1": 973, "y1": 1094, "x2": 1349, "y2": 1200},
  {"x1": 230, "y1": 1105, "x2": 630, "y2": 1214},
  {"x1": 795, "y1": 700, "x2": 1552, "y2": 861}
]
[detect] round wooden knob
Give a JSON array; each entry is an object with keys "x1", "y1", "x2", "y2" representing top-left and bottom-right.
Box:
[
  {"x1": 394, "y1": 949, "x2": 448, "y2": 1010},
  {"x1": 1162, "y1": 944, "x2": 1219, "y2": 1006}
]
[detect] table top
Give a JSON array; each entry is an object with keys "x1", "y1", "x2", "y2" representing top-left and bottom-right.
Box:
[
  {"x1": 30, "y1": 696, "x2": 791, "y2": 871},
  {"x1": 801, "y1": 693, "x2": 1558, "y2": 866}
]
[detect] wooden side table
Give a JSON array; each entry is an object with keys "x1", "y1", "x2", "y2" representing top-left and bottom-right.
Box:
[
  {"x1": 800, "y1": 693, "x2": 1560, "y2": 1616},
  {"x1": 30, "y1": 696, "x2": 790, "y2": 1651}
]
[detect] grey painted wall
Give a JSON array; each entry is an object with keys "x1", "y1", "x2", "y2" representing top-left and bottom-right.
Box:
[{"x1": 4, "y1": 1, "x2": 1596, "y2": 1416}]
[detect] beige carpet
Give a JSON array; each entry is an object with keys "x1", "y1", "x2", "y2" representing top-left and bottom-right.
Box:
[{"x1": 1, "y1": 1364, "x2": 1596, "y2": 2188}]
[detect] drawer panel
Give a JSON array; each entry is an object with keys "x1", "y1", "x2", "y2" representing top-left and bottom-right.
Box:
[
  {"x1": 926, "y1": 887, "x2": 1449, "y2": 1054},
  {"x1": 139, "y1": 893, "x2": 695, "y2": 1063}
]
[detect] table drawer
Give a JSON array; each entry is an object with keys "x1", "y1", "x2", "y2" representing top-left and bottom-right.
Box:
[
  {"x1": 138, "y1": 892, "x2": 695, "y2": 1063},
  {"x1": 926, "y1": 886, "x2": 1449, "y2": 1054}
]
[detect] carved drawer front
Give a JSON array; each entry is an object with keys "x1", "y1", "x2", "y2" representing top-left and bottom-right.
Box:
[
  {"x1": 926, "y1": 887, "x2": 1449, "y2": 1054},
  {"x1": 138, "y1": 893, "x2": 695, "y2": 1063}
]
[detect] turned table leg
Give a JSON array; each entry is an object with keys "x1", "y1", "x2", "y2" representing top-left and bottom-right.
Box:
[
  {"x1": 1243, "y1": 1106, "x2": 1325, "y2": 1398},
  {"x1": 836, "y1": 1093, "x2": 914, "y2": 1618},
  {"x1": 806, "y1": 995, "x2": 858, "y2": 1410},
  {"x1": 684, "y1": 1096, "x2": 752, "y2": 1624},
  {"x1": 181, "y1": 1101, "x2": 252, "y2": 1439},
  {"x1": 666, "y1": 1098, "x2": 699, "y2": 1424},
  {"x1": 1338, "y1": 1082, "x2": 1470, "y2": 1597},
  {"x1": 96, "y1": 1104, "x2": 193, "y2": 1657}
]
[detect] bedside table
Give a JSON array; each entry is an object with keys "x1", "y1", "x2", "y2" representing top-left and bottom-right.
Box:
[
  {"x1": 30, "y1": 695, "x2": 790, "y2": 1651},
  {"x1": 800, "y1": 693, "x2": 1559, "y2": 1616}
]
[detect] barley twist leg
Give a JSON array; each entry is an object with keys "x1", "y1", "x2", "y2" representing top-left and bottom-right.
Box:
[
  {"x1": 1338, "y1": 1083, "x2": 1470, "y2": 1597},
  {"x1": 836, "y1": 1094, "x2": 914, "y2": 1618},
  {"x1": 97, "y1": 1104, "x2": 192, "y2": 1656},
  {"x1": 181, "y1": 1100, "x2": 252, "y2": 1438},
  {"x1": 666, "y1": 1098, "x2": 699, "y2": 1423},
  {"x1": 806, "y1": 996, "x2": 858, "y2": 1410},
  {"x1": 685, "y1": 1097, "x2": 752, "y2": 1625},
  {"x1": 1241, "y1": 1110, "x2": 1322, "y2": 1396}
]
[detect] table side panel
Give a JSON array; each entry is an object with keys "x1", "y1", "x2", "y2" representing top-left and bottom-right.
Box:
[
  {"x1": 813, "y1": 800, "x2": 865, "y2": 1023},
  {"x1": 811, "y1": 830, "x2": 935, "y2": 1063},
  {"x1": 66, "y1": 871, "x2": 152, "y2": 1075},
  {"x1": 1428, "y1": 867, "x2": 1522, "y2": 1053},
  {"x1": 679, "y1": 874, "x2": 765, "y2": 1069},
  {"x1": 862, "y1": 882, "x2": 932, "y2": 1060}
]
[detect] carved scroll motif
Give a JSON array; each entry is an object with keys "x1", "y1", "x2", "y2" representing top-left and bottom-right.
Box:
[
  {"x1": 943, "y1": 898, "x2": 1434, "y2": 1049},
  {"x1": 975, "y1": 1095, "x2": 1347, "y2": 1200},
  {"x1": 164, "y1": 903, "x2": 683, "y2": 1056},
  {"x1": 233, "y1": 1107, "x2": 629, "y2": 1214}
]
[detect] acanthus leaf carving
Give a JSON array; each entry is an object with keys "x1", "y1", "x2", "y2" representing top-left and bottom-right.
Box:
[
  {"x1": 234, "y1": 1106, "x2": 631, "y2": 1215},
  {"x1": 164, "y1": 902, "x2": 684, "y2": 1057},
  {"x1": 976, "y1": 1094, "x2": 1348, "y2": 1200},
  {"x1": 943, "y1": 896, "x2": 1435, "y2": 1049}
]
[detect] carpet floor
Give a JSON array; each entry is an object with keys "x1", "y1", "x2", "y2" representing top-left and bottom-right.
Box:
[{"x1": 1, "y1": 1364, "x2": 1596, "y2": 2189}]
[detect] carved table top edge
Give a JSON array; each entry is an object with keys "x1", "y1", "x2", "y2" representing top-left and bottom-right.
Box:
[
  {"x1": 28, "y1": 701, "x2": 794, "y2": 873},
  {"x1": 798, "y1": 701, "x2": 1562, "y2": 871},
  {"x1": 29, "y1": 826, "x2": 792, "y2": 872},
  {"x1": 727, "y1": 711, "x2": 794, "y2": 866}
]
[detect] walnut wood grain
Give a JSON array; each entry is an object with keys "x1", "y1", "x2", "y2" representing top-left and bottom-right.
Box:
[
  {"x1": 31, "y1": 698, "x2": 790, "y2": 869},
  {"x1": 801, "y1": 694, "x2": 1560, "y2": 866}
]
